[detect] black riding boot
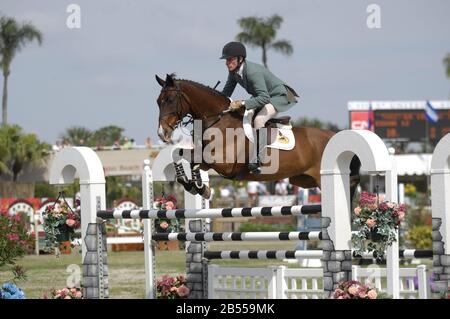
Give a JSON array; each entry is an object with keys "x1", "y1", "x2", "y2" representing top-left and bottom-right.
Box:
[{"x1": 248, "y1": 129, "x2": 262, "y2": 174}]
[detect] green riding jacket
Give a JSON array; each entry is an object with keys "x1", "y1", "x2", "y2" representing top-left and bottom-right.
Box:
[{"x1": 221, "y1": 60, "x2": 298, "y2": 112}]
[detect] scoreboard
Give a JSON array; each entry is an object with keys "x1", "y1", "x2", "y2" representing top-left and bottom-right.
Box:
[
  {"x1": 348, "y1": 101, "x2": 450, "y2": 146},
  {"x1": 373, "y1": 109, "x2": 450, "y2": 144}
]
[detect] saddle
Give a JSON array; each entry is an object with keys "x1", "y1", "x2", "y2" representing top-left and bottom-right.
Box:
[{"x1": 244, "y1": 109, "x2": 295, "y2": 151}]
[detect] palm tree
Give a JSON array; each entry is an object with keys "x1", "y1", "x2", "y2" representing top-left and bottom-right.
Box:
[
  {"x1": 91, "y1": 125, "x2": 125, "y2": 148},
  {"x1": 0, "y1": 16, "x2": 43, "y2": 125},
  {"x1": 236, "y1": 14, "x2": 293, "y2": 68},
  {"x1": 60, "y1": 126, "x2": 92, "y2": 146},
  {"x1": 0, "y1": 124, "x2": 49, "y2": 181}
]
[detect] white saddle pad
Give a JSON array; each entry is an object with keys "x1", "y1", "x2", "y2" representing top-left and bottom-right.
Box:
[{"x1": 243, "y1": 109, "x2": 295, "y2": 151}]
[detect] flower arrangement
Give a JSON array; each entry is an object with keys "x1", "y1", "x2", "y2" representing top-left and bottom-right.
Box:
[
  {"x1": 0, "y1": 282, "x2": 26, "y2": 299},
  {"x1": 331, "y1": 280, "x2": 381, "y2": 299},
  {"x1": 154, "y1": 194, "x2": 181, "y2": 233},
  {"x1": 43, "y1": 287, "x2": 83, "y2": 299},
  {"x1": 42, "y1": 194, "x2": 81, "y2": 254},
  {"x1": 156, "y1": 274, "x2": 190, "y2": 299},
  {"x1": 351, "y1": 192, "x2": 406, "y2": 260},
  {"x1": 0, "y1": 210, "x2": 32, "y2": 280}
]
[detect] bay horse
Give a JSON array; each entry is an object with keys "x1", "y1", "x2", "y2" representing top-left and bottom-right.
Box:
[{"x1": 155, "y1": 73, "x2": 360, "y2": 200}]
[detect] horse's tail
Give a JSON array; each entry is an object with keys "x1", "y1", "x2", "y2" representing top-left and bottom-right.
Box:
[{"x1": 350, "y1": 155, "x2": 361, "y2": 203}]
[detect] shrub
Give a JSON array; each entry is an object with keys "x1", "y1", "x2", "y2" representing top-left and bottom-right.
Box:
[{"x1": 406, "y1": 225, "x2": 432, "y2": 249}]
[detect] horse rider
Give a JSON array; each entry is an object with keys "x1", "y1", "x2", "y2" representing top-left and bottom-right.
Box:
[{"x1": 220, "y1": 41, "x2": 299, "y2": 174}]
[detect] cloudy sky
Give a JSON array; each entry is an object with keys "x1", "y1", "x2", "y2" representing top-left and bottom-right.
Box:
[{"x1": 1, "y1": 0, "x2": 450, "y2": 145}]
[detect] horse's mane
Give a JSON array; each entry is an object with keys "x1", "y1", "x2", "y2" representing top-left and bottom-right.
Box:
[{"x1": 170, "y1": 74, "x2": 228, "y2": 101}]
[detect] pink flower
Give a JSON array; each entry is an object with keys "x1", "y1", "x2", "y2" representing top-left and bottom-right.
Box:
[
  {"x1": 165, "y1": 201, "x2": 175, "y2": 210},
  {"x1": 75, "y1": 291, "x2": 82, "y2": 298},
  {"x1": 7, "y1": 233, "x2": 19, "y2": 241},
  {"x1": 398, "y1": 211, "x2": 405, "y2": 220},
  {"x1": 348, "y1": 285, "x2": 359, "y2": 296},
  {"x1": 358, "y1": 291, "x2": 367, "y2": 298},
  {"x1": 367, "y1": 289, "x2": 378, "y2": 299},
  {"x1": 354, "y1": 207, "x2": 361, "y2": 216},
  {"x1": 66, "y1": 219, "x2": 76, "y2": 227},
  {"x1": 366, "y1": 218, "x2": 376, "y2": 228},
  {"x1": 177, "y1": 285, "x2": 190, "y2": 297},
  {"x1": 160, "y1": 221, "x2": 169, "y2": 230}
]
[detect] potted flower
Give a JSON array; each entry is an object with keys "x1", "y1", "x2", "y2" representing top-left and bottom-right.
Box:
[
  {"x1": 42, "y1": 194, "x2": 81, "y2": 255},
  {"x1": 154, "y1": 195, "x2": 181, "y2": 251},
  {"x1": 43, "y1": 287, "x2": 83, "y2": 299},
  {"x1": 156, "y1": 274, "x2": 190, "y2": 299},
  {"x1": 351, "y1": 192, "x2": 406, "y2": 260},
  {"x1": 331, "y1": 280, "x2": 388, "y2": 299}
]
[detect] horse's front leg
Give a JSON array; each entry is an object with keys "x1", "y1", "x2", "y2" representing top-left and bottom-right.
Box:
[
  {"x1": 173, "y1": 148, "x2": 198, "y2": 195},
  {"x1": 191, "y1": 163, "x2": 211, "y2": 199}
]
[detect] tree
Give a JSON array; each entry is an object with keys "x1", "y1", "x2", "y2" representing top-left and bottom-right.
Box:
[
  {"x1": 293, "y1": 117, "x2": 342, "y2": 132},
  {"x1": 0, "y1": 16, "x2": 43, "y2": 125},
  {"x1": 90, "y1": 125, "x2": 125, "y2": 148},
  {"x1": 444, "y1": 53, "x2": 450, "y2": 79},
  {"x1": 236, "y1": 14, "x2": 293, "y2": 68},
  {"x1": 0, "y1": 124, "x2": 50, "y2": 181},
  {"x1": 59, "y1": 126, "x2": 92, "y2": 146}
]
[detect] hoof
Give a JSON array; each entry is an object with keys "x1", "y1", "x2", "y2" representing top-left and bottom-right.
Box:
[
  {"x1": 178, "y1": 179, "x2": 198, "y2": 195},
  {"x1": 198, "y1": 185, "x2": 211, "y2": 200}
]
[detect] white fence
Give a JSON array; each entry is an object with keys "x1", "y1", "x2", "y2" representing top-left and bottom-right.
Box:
[
  {"x1": 352, "y1": 265, "x2": 429, "y2": 299},
  {"x1": 208, "y1": 264, "x2": 429, "y2": 299}
]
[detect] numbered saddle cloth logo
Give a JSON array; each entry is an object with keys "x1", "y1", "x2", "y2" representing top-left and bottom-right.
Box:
[{"x1": 277, "y1": 132, "x2": 289, "y2": 144}]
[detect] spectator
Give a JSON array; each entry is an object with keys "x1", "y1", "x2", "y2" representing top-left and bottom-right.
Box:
[
  {"x1": 146, "y1": 137, "x2": 153, "y2": 149},
  {"x1": 275, "y1": 179, "x2": 288, "y2": 195},
  {"x1": 112, "y1": 139, "x2": 121, "y2": 150},
  {"x1": 220, "y1": 186, "x2": 231, "y2": 198},
  {"x1": 236, "y1": 182, "x2": 247, "y2": 198},
  {"x1": 52, "y1": 140, "x2": 61, "y2": 152},
  {"x1": 247, "y1": 181, "x2": 259, "y2": 206},
  {"x1": 258, "y1": 182, "x2": 270, "y2": 196},
  {"x1": 122, "y1": 137, "x2": 133, "y2": 150}
]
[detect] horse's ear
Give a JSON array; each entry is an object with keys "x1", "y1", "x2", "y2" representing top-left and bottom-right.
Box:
[
  {"x1": 155, "y1": 74, "x2": 165, "y2": 87},
  {"x1": 165, "y1": 74, "x2": 175, "y2": 87}
]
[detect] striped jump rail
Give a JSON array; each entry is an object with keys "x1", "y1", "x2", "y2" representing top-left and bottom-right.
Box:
[
  {"x1": 352, "y1": 249, "x2": 433, "y2": 259},
  {"x1": 204, "y1": 249, "x2": 433, "y2": 260},
  {"x1": 97, "y1": 204, "x2": 321, "y2": 219},
  {"x1": 152, "y1": 231, "x2": 322, "y2": 242},
  {"x1": 204, "y1": 250, "x2": 323, "y2": 260}
]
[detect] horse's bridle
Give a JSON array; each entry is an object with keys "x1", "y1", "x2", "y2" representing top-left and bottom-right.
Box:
[
  {"x1": 158, "y1": 85, "x2": 189, "y2": 131},
  {"x1": 159, "y1": 84, "x2": 234, "y2": 133}
]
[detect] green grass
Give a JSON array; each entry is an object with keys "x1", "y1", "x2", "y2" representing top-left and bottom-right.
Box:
[
  {"x1": 0, "y1": 242, "x2": 298, "y2": 299},
  {"x1": 1, "y1": 242, "x2": 433, "y2": 299}
]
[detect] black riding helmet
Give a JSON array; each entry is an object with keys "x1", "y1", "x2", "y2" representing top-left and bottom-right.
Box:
[{"x1": 220, "y1": 42, "x2": 246, "y2": 59}]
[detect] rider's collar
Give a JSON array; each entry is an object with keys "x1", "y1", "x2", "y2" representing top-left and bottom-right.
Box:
[{"x1": 236, "y1": 62, "x2": 245, "y2": 77}]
